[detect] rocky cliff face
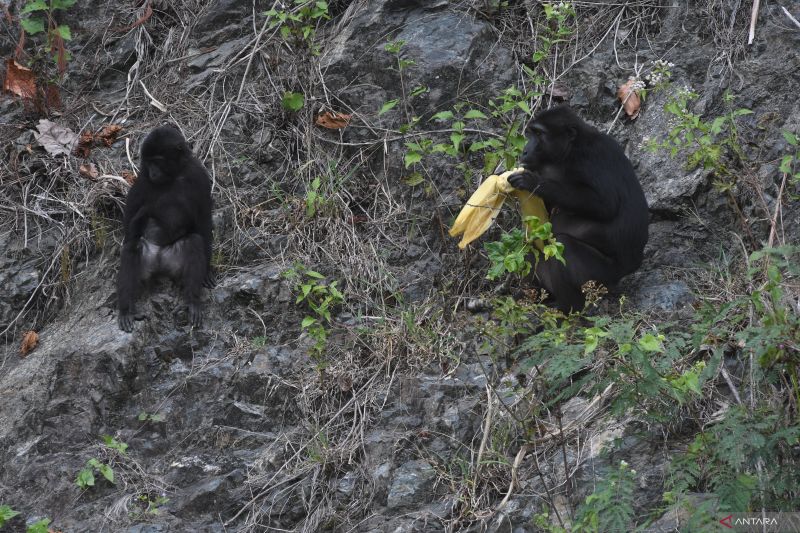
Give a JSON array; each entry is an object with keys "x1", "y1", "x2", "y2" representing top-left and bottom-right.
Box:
[{"x1": 1, "y1": 0, "x2": 798, "y2": 531}]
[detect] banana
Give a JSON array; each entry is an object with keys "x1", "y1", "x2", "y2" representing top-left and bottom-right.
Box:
[{"x1": 449, "y1": 168, "x2": 548, "y2": 249}]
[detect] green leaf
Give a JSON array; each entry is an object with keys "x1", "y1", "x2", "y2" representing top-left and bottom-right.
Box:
[
  {"x1": 281, "y1": 91, "x2": 305, "y2": 112},
  {"x1": 54, "y1": 25, "x2": 72, "y2": 40},
  {"x1": 583, "y1": 327, "x2": 608, "y2": 354},
  {"x1": 402, "y1": 172, "x2": 425, "y2": 186},
  {"x1": 21, "y1": 1, "x2": 48, "y2": 14},
  {"x1": 710, "y1": 116, "x2": 726, "y2": 135},
  {"x1": 379, "y1": 99, "x2": 398, "y2": 115},
  {"x1": 0, "y1": 505, "x2": 21, "y2": 527},
  {"x1": 138, "y1": 412, "x2": 148, "y2": 421},
  {"x1": 638, "y1": 333, "x2": 663, "y2": 353},
  {"x1": 450, "y1": 133, "x2": 465, "y2": 151},
  {"x1": 27, "y1": 518, "x2": 51, "y2": 533},
  {"x1": 102, "y1": 435, "x2": 128, "y2": 454},
  {"x1": 464, "y1": 109, "x2": 488, "y2": 120},
  {"x1": 301, "y1": 316, "x2": 317, "y2": 328},
  {"x1": 430, "y1": 110, "x2": 454, "y2": 122},
  {"x1": 779, "y1": 155, "x2": 793, "y2": 174},
  {"x1": 301, "y1": 284, "x2": 313, "y2": 299},
  {"x1": 404, "y1": 151, "x2": 423, "y2": 168},
  {"x1": 782, "y1": 130, "x2": 798, "y2": 146},
  {"x1": 99, "y1": 463, "x2": 115, "y2": 484},
  {"x1": 20, "y1": 17, "x2": 45, "y2": 35},
  {"x1": 733, "y1": 108, "x2": 753, "y2": 117},
  {"x1": 76, "y1": 467, "x2": 95, "y2": 489}
]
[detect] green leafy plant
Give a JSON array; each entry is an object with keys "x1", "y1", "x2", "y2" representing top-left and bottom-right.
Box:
[
  {"x1": 381, "y1": 39, "x2": 421, "y2": 121},
  {"x1": 131, "y1": 493, "x2": 169, "y2": 517},
  {"x1": 485, "y1": 216, "x2": 565, "y2": 281},
  {"x1": 643, "y1": 59, "x2": 675, "y2": 94},
  {"x1": 264, "y1": 0, "x2": 329, "y2": 54},
  {"x1": 282, "y1": 90, "x2": 305, "y2": 112},
  {"x1": 532, "y1": 2, "x2": 576, "y2": 63},
  {"x1": 403, "y1": 86, "x2": 535, "y2": 178},
  {"x1": 76, "y1": 457, "x2": 115, "y2": 489},
  {"x1": 283, "y1": 264, "x2": 345, "y2": 372},
  {"x1": 0, "y1": 505, "x2": 20, "y2": 527},
  {"x1": 305, "y1": 176, "x2": 325, "y2": 217},
  {"x1": 19, "y1": 0, "x2": 76, "y2": 75},
  {"x1": 26, "y1": 518, "x2": 51, "y2": 533},
  {"x1": 573, "y1": 461, "x2": 637, "y2": 532},
  {"x1": 661, "y1": 247, "x2": 800, "y2": 513},
  {"x1": 653, "y1": 90, "x2": 752, "y2": 192},
  {"x1": 779, "y1": 130, "x2": 800, "y2": 196},
  {"x1": 138, "y1": 411, "x2": 165, "y2": 423},
  {"x1": 76, "y1": 436, "x2": 128, "y2": 489},
  {"x1": 102, "y1": 435, "x2": 129, "y2": 454},
  {"x1": 252, "y1": 335, "x2": 267, "y2": 348}
]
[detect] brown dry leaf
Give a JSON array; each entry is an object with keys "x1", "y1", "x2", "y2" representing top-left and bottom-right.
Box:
[
  {"x1": 315, "y1": 111, "x2": 352, "y2": 129},
  {"x1": 97, "y1": 124, "x2": 123, "y2": 146},
  {"x1": 75, "y1": 130, "x2": 95, "y2": 158},
  {"x1": 20, "y1": 330, "x2": 38, "y2": 356},
  {"x1": 44, "y1": 83, "x2": 62, "y2": 111},
  {"x1": 34, "y1": 119, "x2": 79, "y2": 157},
  {"x1": 617, "y1": 79, "x2": 641, "y2": 119},
  {"x1": 3, "y1": 59, "x2": 37, "y2": 100},
  {"x1": 122, "y1": 171, "x2": 137, "y2": 185},
  {"x1": 80, "y1": 163, "x2": 99, "y2": 179}
]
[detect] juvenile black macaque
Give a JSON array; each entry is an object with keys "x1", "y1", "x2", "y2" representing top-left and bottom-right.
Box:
[
  {"x1": 508, "y1": 106, "x2": 649, "y2": 312},
  {"x1": 117, "y1": 126, "x2": 213, "y2": 331}
]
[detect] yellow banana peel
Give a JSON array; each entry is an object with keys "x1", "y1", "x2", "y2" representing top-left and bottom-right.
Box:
[{"x1": 449, "y1": 168, "x2": 548, "y2": 249}]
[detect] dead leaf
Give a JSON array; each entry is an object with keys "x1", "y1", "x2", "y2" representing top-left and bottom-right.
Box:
[
  {"x1": 75, "y1": 130, "x2": 95, "y2": 158},
  {"x1": 20, "y1": 330, "x2": 38, "y2": 356},
  {"x1": 80, "y1": 163, "x2": 99, "y2": 179},
  {"x1": 44, "y1": 83, "x2": 62, "y2": 111},
  {"x1": 97, "y1": 124, "x2": 123, "y2": 146},
  {"x1": 617, "y1": 79, "x2": 642, "y2": 119},
  {"x1": 122, "y1": 171, "x2": 137, "y2": 185},
  {"x1": 315, "y1": 111, "x2": 352, "y2": 129},
  {"x1": 34, "y1": 119, "x2": 78, "y2": 157},
  {"x1": 3, "y1": 59, "x2": 37, "y2": 100}
]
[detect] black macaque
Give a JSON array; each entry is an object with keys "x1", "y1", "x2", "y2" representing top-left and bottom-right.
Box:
[
  {"x1": 508, "y1": 106, "x2": 649, "y2": 312},
  {"x1": 117, "y1": 125, "x2": 213, "y2": 331}
]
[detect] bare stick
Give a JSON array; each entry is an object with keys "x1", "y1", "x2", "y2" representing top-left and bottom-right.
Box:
[
  {"x1": 236, "y1": 8, "x2": 272, "y2": 104},
  {"x1": 748, "y1": 0, "x2": 761, "y2": 45},
  {"x1": 474, "y1": 384, "x2": 494, "y2": 480},
  {"x1": 767, "y1": 172, "x2": 787, "y2": 248},
  {"x1": 782, "y1": 6, "x2": 800, "y2": 30}
]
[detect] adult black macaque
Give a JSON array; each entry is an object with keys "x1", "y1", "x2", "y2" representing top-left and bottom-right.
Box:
[
  {"x1": 117, "y1": 125, "x2": 213, "y2": 332},
  {"x1": 508, "y1": 105, "x2": 649, "y2": 312}
]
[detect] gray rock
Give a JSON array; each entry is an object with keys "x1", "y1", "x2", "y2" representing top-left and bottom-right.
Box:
[{"x1": 387, "y1": 459, "x2": 437, "y2": 509}]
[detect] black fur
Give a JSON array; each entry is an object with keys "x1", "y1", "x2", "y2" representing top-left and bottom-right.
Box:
[
  {"x1": 508, "y1": 106, "x2": 649, "y2": 312},
  {"x1": 117, "y1": 126, "x2": 213, "y2": 331}
]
